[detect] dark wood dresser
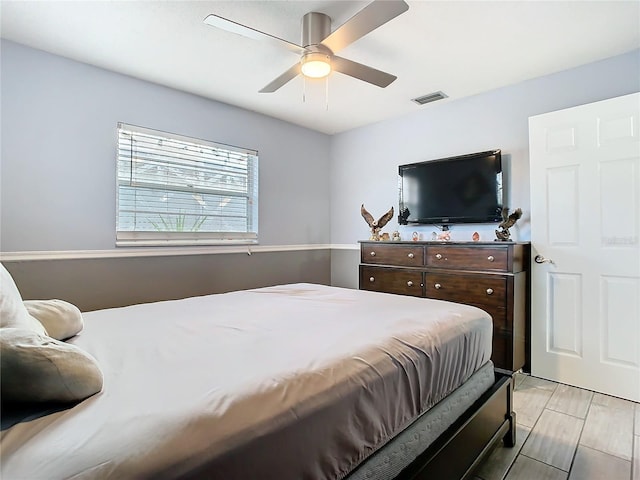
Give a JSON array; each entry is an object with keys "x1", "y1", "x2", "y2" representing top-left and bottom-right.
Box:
[{"x1": 359, "y1": 241, "x2": 530, "y2": 372}]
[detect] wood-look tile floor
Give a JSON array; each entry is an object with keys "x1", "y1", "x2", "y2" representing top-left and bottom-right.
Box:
[{"x1": 474, "y1": 373, "x2": 639, "y2": 480}]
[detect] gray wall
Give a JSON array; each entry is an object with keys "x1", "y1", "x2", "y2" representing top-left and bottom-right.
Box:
[
  {"x1": 3, "y1": 41, "x2": 639, "y2": 299},
  {"x1": 0, "y1": 40, "x2": 332, "y2": 307},
  {"x1": 0, "y1": 40, "x2": 331, "y2": 251},
  {"x1": 4, "y1": 250, "x2": 330, "y2": 312},
  {"x1": 329, "y1": 49, "x2": 640, "y2": 288},
  {"x1": 330, "y1": 248, "x2": 360, "y2": 290}
]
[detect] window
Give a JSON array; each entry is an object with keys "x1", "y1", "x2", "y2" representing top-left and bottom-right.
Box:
[{"x1": 116, "y1": 123, "x2": 258, "y2": 246}]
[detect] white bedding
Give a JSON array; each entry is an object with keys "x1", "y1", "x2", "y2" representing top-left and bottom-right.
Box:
[{"x1": 0, "y1": 284, "x2": 492, "y2": 479}]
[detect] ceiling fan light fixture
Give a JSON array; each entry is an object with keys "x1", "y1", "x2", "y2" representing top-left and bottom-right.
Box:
[{"x1": 301, "y1": 52, "x2": 331, "y2": 79}]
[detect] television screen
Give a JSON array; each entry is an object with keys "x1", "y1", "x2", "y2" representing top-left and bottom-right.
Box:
[{"x1": 398, "y1": 150, "x2": 503, "y2": 225}]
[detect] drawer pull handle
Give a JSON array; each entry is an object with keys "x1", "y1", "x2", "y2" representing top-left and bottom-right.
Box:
[
  {"x1": 407, "y1": 281, "x2": 414, "y2": 287},
  {"x1": 435, "y1": 253, "x2": 442, "y2": 260},
  {"x1": 434, "y1": 283, "x2": 442, "y2": 290},
  {"x1": 486, "y1": 288, "x2": 494, "y2": 295},
  {"x1": 408, "y1": 253, "x2": 415, "y2": 259},
  {"x1": 487, "y1": 255, "x2": 495, "y2": 262},
  {"x1": 370, "y1": 251, "x2": 376, "y2": 257},
  {"x1": 369, "y1": 277, "x2": 375, "y2": 282}
]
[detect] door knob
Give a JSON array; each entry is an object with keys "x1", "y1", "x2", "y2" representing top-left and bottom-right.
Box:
[
  {"x1": 434, "y1": 283, "x2": 442, "y2": 289},
  {"x1": 534, "y1": 255, "x2": 555, "y2": 265},
  {"x1": 486, "y1": 288, "x2": 494, "y2": 295},
  {"x1": 487, "y1": 255, "x2": 494, "y2": 262},
  {"x1": 407, "y1": 281, "x2": 413, "y2": 287},
  {"x1": 408, "y1": 253, "x2": 415, "y2": 259},
  {"x1": 369, "y1": 277, "x2": 375, "y2": 282},
  {"x1": 435, "y1": 253, "x2": 442, "y2": 260},
  {"x1": 370, "y1": 251, "x2": 376, "y2": 257}
]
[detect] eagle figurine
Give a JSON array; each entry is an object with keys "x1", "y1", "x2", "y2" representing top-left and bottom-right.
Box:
[
  {"x1": 361, "y1": 204, "x2": 394, "y2": 241},
  {"x1": 495, "y1": 207, "x2": 522, "y2": 241}
]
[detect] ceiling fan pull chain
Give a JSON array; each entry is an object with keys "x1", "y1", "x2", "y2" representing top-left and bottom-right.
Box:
[
  {"x1": 325, "y1": 77, "x2": 329, "y2": 111},
  {"x1": 302, "y1": 76, "x2": 306, "y2": 104}
]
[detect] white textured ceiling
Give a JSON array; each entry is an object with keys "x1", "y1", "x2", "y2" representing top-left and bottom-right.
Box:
[{"x1": 1, "y1": 1, "x2": 639, "y2": 134}]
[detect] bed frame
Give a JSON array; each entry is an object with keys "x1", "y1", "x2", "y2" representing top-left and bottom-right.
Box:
[{"x1": 397, "y1": 368, "x2": 516, "y2": 480}]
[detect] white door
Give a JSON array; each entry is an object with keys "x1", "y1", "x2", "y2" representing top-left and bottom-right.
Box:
[{"x1": 529, "y1": 92, "x2": 640, "y2": 402}]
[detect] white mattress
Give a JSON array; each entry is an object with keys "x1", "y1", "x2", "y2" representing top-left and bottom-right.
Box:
[{"x1": 1, "y1": 284, "x2": 492, "y2": 479}]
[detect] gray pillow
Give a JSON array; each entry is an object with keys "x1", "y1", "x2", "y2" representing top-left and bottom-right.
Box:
[
  {"x1": 24, "y1": 299, "x2": 84, "y2": 341},
  {"x1": 0, "y1": 263, "x2": 47, "y2": 336},
  {"x1": 1, "y1": 328, "x2": 103, "y2": 403}
]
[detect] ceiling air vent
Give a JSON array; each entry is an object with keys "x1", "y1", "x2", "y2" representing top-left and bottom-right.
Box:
[{"x1": 411, "y1": 91, "x2": 448, "y2": 105}]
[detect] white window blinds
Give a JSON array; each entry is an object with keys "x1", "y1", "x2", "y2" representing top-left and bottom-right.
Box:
[{"x1": 116, "y1": 123, "x2": 258, "y2": 246}]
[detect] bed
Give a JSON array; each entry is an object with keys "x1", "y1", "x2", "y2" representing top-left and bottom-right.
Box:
[{"x1": 1, "y1": 283, "x2": 515, "y2": 479}]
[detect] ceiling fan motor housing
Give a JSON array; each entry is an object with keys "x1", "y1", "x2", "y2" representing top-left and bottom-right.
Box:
[
  {"x1": 300, "y1": 12, "x2": 333, "y2": 78},
  {"x1": 302, "y1": 12, "x2": 332, "y2": 49}
]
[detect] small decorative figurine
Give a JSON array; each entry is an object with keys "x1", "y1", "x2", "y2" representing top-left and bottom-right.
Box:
[
  {"x1": 392, "y1": 231, "x2": 401, "y2": 241},
  {"x1": 495, "y1": 207, "x2": 522, "y2": 241},
  {"x1": 437, "y1": 231, "x2": 451, "y2": 242},
  {"x1": 361, "y1": 204, "x2": 394, "y2": 241},
  {"x1": 472, "y1": 231, "x2": 480, "y2": 242},
  {"x1": 412, "y1": 232, "x2": 419, "y2": 242}
]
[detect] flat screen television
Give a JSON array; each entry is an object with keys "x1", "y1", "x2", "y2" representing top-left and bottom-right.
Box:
[{"x1": 398, "y1": 149, "x2": 503, "y2": 225}]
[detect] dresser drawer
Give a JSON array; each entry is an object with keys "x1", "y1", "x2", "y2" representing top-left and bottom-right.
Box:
[
  {"x1": 360, "y1": 266, "x2": 423, "y2": 297},
  {"x1": 425, "y1": 273, "x2": 506, "y2": 309},
  {"x1": 426, "y1": 246, "x2": 509, "y2": 272},
  {"x1": 361, "y1": 244, "x2": 424, "y2": 267}
]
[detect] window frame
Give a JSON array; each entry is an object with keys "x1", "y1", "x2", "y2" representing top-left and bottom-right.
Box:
[{"x1": 115, "y1": 123, "x2": 258, "y2": 247}]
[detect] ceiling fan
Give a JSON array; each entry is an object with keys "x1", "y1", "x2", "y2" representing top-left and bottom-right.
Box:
[{"x1": 203, "y1": 0, "x2": 409, "y2": 93}]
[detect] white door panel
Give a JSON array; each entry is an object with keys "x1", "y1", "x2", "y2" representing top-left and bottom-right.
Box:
[
  {"x1": 529, "y1": 92, "x2": 640, "y2": 401},
  {"x1": 600, "y1": 276, "x2": 639, "y2": 366},
  {"x1": 547, "y1": 272, "x2": 582, "y2": 357}
]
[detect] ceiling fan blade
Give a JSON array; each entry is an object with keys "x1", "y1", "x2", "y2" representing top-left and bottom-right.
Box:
[
  {"x1": 321, "y1": 0, "x2": 409, "y2": 53},
  {"x1": 331, "y1": 56, "x2": 396, "y2": 88},
  {"x1": 259, "y1": 63, "x2": 302, "y2": 93},
  {"x1": 203, "y1": 14, "x2": 306, "y2": 55}
]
